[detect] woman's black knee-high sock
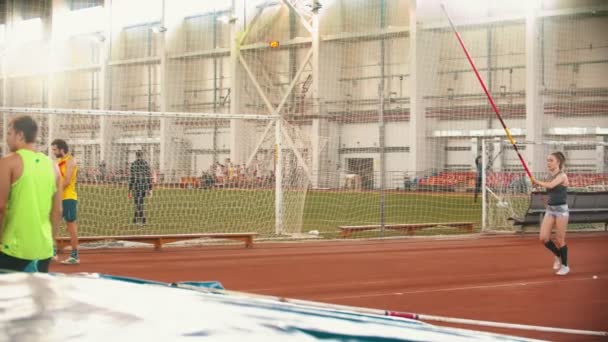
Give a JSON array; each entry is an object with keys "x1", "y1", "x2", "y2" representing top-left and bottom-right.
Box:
[
  {"x1": 560, "y1": 245, "x2": 568, "y2": 266},
  {"x1": 544, "y1": 240, "x2": 561, "y2": 257}
]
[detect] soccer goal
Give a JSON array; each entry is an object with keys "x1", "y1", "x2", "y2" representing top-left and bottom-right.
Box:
[{"x1": 1, "y1": 107, "x2": 312, "y2": 237}]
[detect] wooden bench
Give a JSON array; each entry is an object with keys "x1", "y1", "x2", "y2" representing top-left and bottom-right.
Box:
[
  {"x1": 179, "y1": 177, "x2": 201, "y2": 189},
  {"x1": 56, "y1": 233, "x2": 258, "y2": 251},
  {"x1": 510, "y1": 191, "x2": 608, "y2": 231},
  {"x1": 338, "y1": 222, "x2": 474, "y2": 238}
]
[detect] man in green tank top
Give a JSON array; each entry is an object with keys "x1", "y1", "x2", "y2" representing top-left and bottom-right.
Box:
[{"x1": 0, "y1": 116, "x2": 62, "y2": 272}]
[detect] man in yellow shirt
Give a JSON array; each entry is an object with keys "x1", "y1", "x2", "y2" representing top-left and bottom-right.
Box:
[{"x1": 51, "y1": 139, "x2": 80, "y2": 264}]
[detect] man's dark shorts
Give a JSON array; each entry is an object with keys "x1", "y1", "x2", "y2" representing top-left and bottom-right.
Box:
[{"x1": 63, "y1": 199, "x2": 78, "y2": 222}]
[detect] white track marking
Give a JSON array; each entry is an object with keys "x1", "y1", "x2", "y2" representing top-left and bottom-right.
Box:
[{"x1": 309, "y1": 276, "x2": 602, "y2": 301}]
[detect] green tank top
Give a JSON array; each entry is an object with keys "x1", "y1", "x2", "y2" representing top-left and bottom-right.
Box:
[{"x1": 1, "y1": 149, "x2": 56, "y2": 260}]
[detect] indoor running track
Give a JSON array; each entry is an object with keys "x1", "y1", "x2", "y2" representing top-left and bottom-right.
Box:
[{"x1": 52, "y1": 232, "x2": 608, "y2": 341}]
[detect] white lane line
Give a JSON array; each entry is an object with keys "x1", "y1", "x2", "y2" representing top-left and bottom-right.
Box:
[
  {"x1": 247, "y1": 278, "x2": 412, "y2": 293},
  {"x1": 311, "y1": 276, "x2": 602, "y2": 301}
]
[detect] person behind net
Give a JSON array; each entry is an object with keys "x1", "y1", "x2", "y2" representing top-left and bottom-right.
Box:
[
  {"x1": 98, "y1": 160, "x2": 106, "y2": 183},
  {"x1": 51, "y1": 139, "x2": 80, "y2": 264},
  {"x1": 0, "y1": 116, "x2": 62, "y2": 272},
  {"x1": 129, "y1": 150, "x2": 152, "y2": 225},
  {"x1": 474, "y1": 155, "x2": 482, "y2": 202},
  {"x1": 531, "y1": 151, "x2": 570, "y2": 276}
]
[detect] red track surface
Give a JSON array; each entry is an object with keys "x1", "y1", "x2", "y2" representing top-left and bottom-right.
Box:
[{"x1": 51, "y1": 233, "x2": 608, "y2": 341}]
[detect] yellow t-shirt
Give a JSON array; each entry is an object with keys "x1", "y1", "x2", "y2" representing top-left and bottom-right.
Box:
[{"x1": 58, "y1": 154, "x2": 78, "y2": 200}]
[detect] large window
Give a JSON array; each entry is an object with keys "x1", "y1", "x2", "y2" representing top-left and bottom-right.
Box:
[
  {"x1": 0, "y1": 0, "x2": 6, "y2": 25},
  {"x1": 21, "y1": 0, "x2": 51, "y2": 20},
  {"x1": 69, "y1": 0, "x2": 104, "y2": 11}
]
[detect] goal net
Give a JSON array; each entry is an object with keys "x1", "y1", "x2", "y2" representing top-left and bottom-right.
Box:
[
  {"x1": 480, "y1": 9, "x2": 608, "y2": 232},
  {"x1": 0, "y1": 1, "x2": 606, "y2": 239},
  {"x1": 2, "y1": 108, "x2": 312, "y2": 237}
]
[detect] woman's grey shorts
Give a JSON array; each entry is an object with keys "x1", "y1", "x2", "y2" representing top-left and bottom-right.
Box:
[{"x1": 546, "y1": 204, "x2": 569, "y2": 218}]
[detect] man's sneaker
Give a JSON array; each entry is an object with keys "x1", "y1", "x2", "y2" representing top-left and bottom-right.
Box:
[
  {"x1": 556, "y1": 265, "x2": 570, "y2": 276},
  {"x1": 61, "y1": 256, "x2": 79, "y2": 265},
  {"x1": 553, "y1": 257, "x2": 561, "y2": 271}
]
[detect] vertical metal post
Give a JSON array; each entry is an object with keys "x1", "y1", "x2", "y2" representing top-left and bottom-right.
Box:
[
  {"x1": 229, "y1": 0, "x2": 244, "y2": 164},
  {"x1": 487, "y1": 27, "x2": 493, "y2": 130},
  {"x1": 379, "y1": 0, "x2": 386, "y2": 232},
  {"x1": 275, "y1": 119, "x2": 284, "y2": 234},
  {"x1": 213, "y1": 10, "x2": 218, "y2": 164},
  {"x1": 525, "y1": 2, "x2": 544, "y2": 174},
  {"x1": 288, "y1": 5, "x2": 296, "y2": 111},
  {"x1": 158, "y1": 0, "x2": 169, "y2": 176},
  {"x1": 2, "y1": 0, "x2": 11, "y2": 155},
  {"x1": 147, "y1": 22, "x2": 153, "y2": 137},
  {"x1": 379, "y1": 85, "x2": 386, "y2": 233},
  {"x1": 310, "y1": 0, "x2": 321, "y2": 188},
  {"x1": 408, "y1": 0, "x2": 426, "y2": 185},
  {"x1": 482, "y1": 140, "x2": 488, "y2": 231},
  {"x1": 99, "y1": 0, "x2": 112, "y2": 165}
]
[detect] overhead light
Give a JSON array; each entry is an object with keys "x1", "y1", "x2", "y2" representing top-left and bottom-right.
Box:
[
  {"x1": 94, "y1": 32, "x2": 106, "y2": 42},
  {"x1": 151, "y1": 26, "x2": 167, "y2": 33},
  {"x1": 217, "y1": 15, "x2": 236, "y2": 24}
]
